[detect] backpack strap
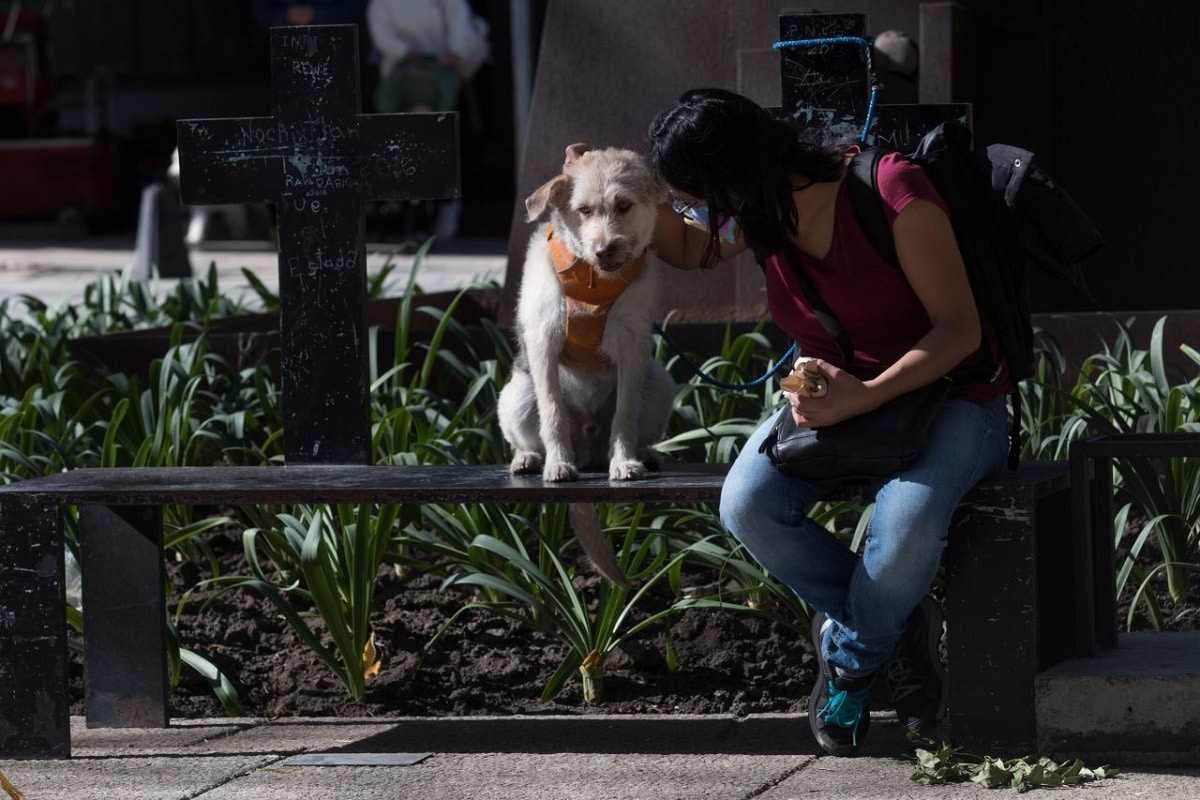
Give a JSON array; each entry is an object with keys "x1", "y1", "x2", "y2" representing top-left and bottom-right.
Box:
[
  {"x1": 847, "y1": 148, "x2": 899, "y2": 269},
  {"x1": 750, "y1": 220, "x2": 855, "y2": 366},
  {"x1": 786, "y1": 263, "x2": 855, "y2": 367},
  {"x1": 847, "y1": 146, "x2": 1024, "y2": 470}
]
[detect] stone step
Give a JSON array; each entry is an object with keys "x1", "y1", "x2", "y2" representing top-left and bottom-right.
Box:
[{"x1": 1035, "y1": 631, "x2": 1200, "y2": 765}]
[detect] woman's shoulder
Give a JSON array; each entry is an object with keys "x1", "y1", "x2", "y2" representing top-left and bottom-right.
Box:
[
  {"x1": 876, "y1": 151, "x2": 930, "y2": 186},
  {"x1": 874, "y1": 151, "x2": 948, "y2": 220}
]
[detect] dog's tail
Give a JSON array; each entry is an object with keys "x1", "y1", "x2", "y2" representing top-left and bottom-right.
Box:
[{"x1": 567, "y1": 503, "x2": 630, "y2": 589}]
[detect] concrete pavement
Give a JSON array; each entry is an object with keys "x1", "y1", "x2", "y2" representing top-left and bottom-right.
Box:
[{"x1": 2, "y1": 714, "x2": 1197, "y2": 800}]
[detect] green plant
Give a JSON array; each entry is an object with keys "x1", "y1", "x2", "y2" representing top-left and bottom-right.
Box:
[
  {"x1": 0, "y1": 382, "x2": 109, "y2": 479},
  {"x1": 428, "y1": 502, "x2": 726, "y2": 703},
  {"x1": 656, "y1": 319, "x2": 786, "y2": 464},
  {"x1": 909, "y1": 736, "x2": 1118, "y2": 790},
  {"x1": 63, "y1": 534, "x2": 245, "y2": 717},
  {"x1": 221, "y1": 503, "x2": 403, "y2": 702},
  {"x1": 653, "y1": 504, "x2": 808, "y2": 627},
  {"x1": 96, "y1": 331, "x2": 228, "y2": 469},
  {"x1": 371, "y1": 265, "x2": 511, "y2": 467},
  {"x1": 1019, "y1": 327, "x2": 1078, "y2": 461},
  {"x1": 1114, "y1": 499, "x2": 1200, "y2": 629},
  {"x1": 1055, "y1": 316, "x2": 1200, "y2": 607},
  {"x1": 8, "y1": 250, "x2": 1200, "y2": 719}
]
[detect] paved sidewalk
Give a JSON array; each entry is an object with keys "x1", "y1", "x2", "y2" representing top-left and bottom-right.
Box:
[
  {"x1": 2, "y1": 714, "x2": 1197, "y2": 800},
  {"x1": 0, "y1": 235, "x2": 508, "y2": 310}
]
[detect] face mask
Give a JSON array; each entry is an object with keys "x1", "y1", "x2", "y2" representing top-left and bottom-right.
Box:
[{"x1": 670, "y1": 194, "x2": 740, "y2": 244}]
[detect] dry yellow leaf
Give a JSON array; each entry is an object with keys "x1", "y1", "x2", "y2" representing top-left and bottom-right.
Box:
[
  {"x1": 0, "y1": 769, "x2": 26, "y2": 800},
  {"x1": 362, "y1": 631, "x2": 382, "y2": 680}
]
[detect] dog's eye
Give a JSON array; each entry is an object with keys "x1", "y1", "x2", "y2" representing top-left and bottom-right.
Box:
[
  {"x1": 615, "y1": 200, "x2": 632, "y2": 214},
  {"x1": 577, "y1": 206, "x2": 593, "y2": 217}
]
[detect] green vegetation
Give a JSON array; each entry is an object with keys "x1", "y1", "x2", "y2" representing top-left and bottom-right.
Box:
[
  {"x1": 1, "y1": 257, "x2": 1197, "y2": 719},
  {"x1": 910, "y1": 735, "x2": 1118, "y2": 790}
]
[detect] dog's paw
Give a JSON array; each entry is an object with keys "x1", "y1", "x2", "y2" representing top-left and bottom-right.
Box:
[
  {"x1": 543, "y1": 461, "x2": 579, "y2": 482},
  {"x1": 510, "y1": 452, "x2": 543, "y2": 475},
  {"x1": 609, "y1": 459, "x2": 647, "y2": 481}
]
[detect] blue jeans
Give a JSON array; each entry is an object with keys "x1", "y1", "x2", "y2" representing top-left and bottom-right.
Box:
[{"x1": 719, "y1": 395, "x2": 1009, "y2": 677}]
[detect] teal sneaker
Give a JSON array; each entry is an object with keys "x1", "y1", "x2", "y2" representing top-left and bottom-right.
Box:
[{"x1": 808, "y1": 612, "x2": 874, "y2": 756}]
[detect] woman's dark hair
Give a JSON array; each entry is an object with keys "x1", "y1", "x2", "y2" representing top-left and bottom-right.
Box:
[{"x1": 647, "y1": 87, "x2": 845, "y2": 267}]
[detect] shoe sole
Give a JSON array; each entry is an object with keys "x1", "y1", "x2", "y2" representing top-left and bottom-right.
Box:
[
  {"x1": 807, "y1": 612, "x2": 827, "y2": 748},
  {"x1": 807, "y1": 612, "x2": 825, "y2": 735},
  {"x1": 917, "y1": 596, "x2": 949, "y2": 722}
]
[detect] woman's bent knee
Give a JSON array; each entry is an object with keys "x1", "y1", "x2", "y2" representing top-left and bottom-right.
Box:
[{"x1": 718, "y1": 483, "x2": 757, "y2": 545}]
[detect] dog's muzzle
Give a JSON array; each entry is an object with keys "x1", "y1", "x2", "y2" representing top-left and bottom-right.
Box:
[{"x1": 593, "y1": 240, "x2": 636, "y2": 271}]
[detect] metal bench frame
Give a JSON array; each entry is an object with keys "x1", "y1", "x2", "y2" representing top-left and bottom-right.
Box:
[{"x1": 1069, "y1": 433, "x2": 1200, "y2": 655}]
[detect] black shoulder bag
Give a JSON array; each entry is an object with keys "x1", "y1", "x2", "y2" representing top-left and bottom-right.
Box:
[{"x1": 758, "y1": 264, "x2": 951, "y2": 483}]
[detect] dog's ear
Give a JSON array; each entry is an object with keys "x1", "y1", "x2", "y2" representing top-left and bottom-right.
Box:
[
  {"x1": 563, "y1": 142, "x2": 592, "y2": 168},
  {"x1": 525, "y1": 174, "x2": 571, "y2": 221}
]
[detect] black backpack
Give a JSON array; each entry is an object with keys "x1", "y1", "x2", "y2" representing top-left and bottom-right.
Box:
[{"x1": 846, "y1": 121, "x2": 1104, "y2": 467}]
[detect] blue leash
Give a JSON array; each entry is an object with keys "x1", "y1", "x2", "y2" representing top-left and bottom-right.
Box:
[
  {"x1": 773, "y1": 35, "x2": 879, "y2": 143},
  {"x1": 654, "y1": 323, "x2": 795, "y2": 391}
]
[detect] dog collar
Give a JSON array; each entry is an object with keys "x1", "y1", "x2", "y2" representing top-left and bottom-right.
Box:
[{"x1": 547, "y1": 225, "x2": 646, "y2": 371}]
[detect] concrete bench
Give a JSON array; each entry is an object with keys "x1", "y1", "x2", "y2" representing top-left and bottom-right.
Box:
[{"x1": 0, "y1": 460, "x2": 1072, "y2": 758}]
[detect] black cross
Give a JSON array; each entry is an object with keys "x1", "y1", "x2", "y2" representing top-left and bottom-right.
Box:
[
  {"x1": 775, "y1": 12, "x2": 971, "y2": 151},
  {"x1": 176, "y1": 25, "x2": 459, "y2": 464}
]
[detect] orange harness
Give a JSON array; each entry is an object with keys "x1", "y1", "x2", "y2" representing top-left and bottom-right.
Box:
[{"x1": 547, "y1": 226, "x2": 645, "y2": 372}]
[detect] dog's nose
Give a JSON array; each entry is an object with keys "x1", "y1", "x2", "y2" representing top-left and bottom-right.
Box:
[{"x1": 594, "y1": 242, "x2": 617, "y2": 260}]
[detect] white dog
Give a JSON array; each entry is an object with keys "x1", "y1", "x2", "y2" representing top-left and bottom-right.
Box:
[{"x1": 498, "y1": 144, "x2": 676, "y2": 586}]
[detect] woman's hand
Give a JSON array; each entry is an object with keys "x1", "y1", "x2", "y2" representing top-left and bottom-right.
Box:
[{"x1": 784, "y1": 360, "x2": 878, "y2": 428}]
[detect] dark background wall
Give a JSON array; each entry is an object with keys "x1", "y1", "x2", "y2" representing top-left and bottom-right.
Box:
[
  {"x1": 1, "y1": 1, "x2": 1196, "y2": 314},
  {"x1": 0, "y1": 0, "x2": 533, "y2": 237},
  {"x1": 968, "y1": 0, "x2": 1198, "y2": 313},
  {"x1": 507, "y1": 0, "x2": 1199, "y2": 317}
]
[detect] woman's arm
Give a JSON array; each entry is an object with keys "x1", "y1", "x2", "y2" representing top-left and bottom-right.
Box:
[
  {"x1": 651, "y1": 203, "x2": 748, "y2": 270},
  {"x1": 878, "y1": 197, "x2": 981, "y2": 393},
  {"x1": 789, "y1": 199, "x2": 979, "y2": 426}
]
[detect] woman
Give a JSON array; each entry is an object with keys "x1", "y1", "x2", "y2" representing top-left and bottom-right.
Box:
[{"x1": 647, "y1": 88, "x2": 1011, "y2": 756}]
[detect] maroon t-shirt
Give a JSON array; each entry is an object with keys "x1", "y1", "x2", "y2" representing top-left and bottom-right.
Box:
[{"x1": 763, "y1": 153, "x2": 1012, "y2": 403}]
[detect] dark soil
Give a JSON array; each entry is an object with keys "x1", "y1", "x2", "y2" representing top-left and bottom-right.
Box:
[
  {"x1": 68, "y1": 527, "x2": 1198, "y2": 721},
  {"x1": 70, "y1": 528, "x2": 817, "y2": 720}
]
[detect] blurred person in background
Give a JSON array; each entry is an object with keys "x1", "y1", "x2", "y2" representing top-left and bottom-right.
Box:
[
  {"x1": 367, "y1": 0, "x2": 490, "y2": 243},
  {"x1": 252, "y1": 1, "x2": 359, "y2": 28}
]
